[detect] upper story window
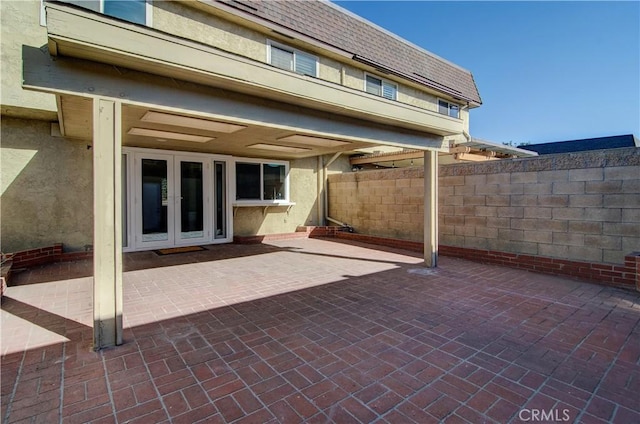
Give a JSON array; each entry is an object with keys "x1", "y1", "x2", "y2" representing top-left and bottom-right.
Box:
[
  {"x1": 267, "y1": 41, "x2": 318, "y2": 77},
  {"x1": 235, "y1": 159, "x2": 289, "y2": 202},
  {"x1": 365, "y1": 74, "x2": 397, "y2": 101},
  {"x1": 44, "y1": 0, "x2": 151, "y2": 26},
  {"x1": 104, "y1": 0, "x2": 148, "y2": 25},
  {"x1": 438, "y1": 99, "x2": 460, "y2": 119}
]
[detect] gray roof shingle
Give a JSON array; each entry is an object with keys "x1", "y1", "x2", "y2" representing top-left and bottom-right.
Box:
[
  {"x1": 219, "y1": 0, "x2": 482, "y2": 104},
  {"x1": 518, "y1": 135, "x2": 638, "y2": 155}
]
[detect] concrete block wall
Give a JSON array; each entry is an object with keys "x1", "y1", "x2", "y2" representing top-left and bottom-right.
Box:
[
  {"x1": 328, "y1": 147, "x2": 639, "y2": 266},
  {"x1": 328, "y1": 167, "x2": 425, "y2": 242},
  {"x1": 439, "y1": 147, "x2": 639, "y2": 265}
]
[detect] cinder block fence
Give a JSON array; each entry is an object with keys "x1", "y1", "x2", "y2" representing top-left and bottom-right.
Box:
[{"x1": 328, "y1": 147, "x2": 640, "y2": 290}]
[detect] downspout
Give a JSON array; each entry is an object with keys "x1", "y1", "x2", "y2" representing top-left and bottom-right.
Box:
[
  {"x1": 323, "y1": 152, "x2": 343, "y2": 227},
  {"x1": 317, "y1": 156, "x2": 323, "y2": 226}
]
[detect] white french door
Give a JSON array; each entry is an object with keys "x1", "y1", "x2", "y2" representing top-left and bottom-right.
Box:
[
  {"x1": 174, "y1": 155, "x2": 210, "y2": 246},
  {"x1": 127, "y1": 149, "x2": 230, "y2": 251},
  {"x1": 136, "y1": 152, "x2": 175, "y2": 249}
]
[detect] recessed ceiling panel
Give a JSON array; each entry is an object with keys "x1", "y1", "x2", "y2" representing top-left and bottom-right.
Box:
[
  {"x1": 277, "y1": 134, "x2": 350, "y2": 147},
  {"x1": 247, "y1": 143, "x2": 312, "y2": 153},
  {"x1": 141, "y1": 111, "x2": 247, "y2": 133},
  {"x1": 128, "y1": 127, "x2": 214, "y2": 143}
]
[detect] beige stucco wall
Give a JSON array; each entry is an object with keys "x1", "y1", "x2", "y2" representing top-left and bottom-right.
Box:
[
  {"x1": 0, "y1": 0, "x2": 57, "y2": 118},
  {"x1": 151, "y1": 1, "x2": 464, "y2": 127},
  {"x1": 1, "y1": 117, "x2": 93, "y2": 252},
  {"x1": 152, "y1": 1, "x2": 266, "y2": 63},
  {"x1": 328, "y1": 148, "x2": 640, "y2": 265}
]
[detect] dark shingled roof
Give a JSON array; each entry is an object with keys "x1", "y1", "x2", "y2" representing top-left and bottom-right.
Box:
[
  {"x1": 218, "y1": 0, "x2": 482, "y2": 104},
  {"x1": 518, "y1": 135, "x2": 638, "y2": 155}
]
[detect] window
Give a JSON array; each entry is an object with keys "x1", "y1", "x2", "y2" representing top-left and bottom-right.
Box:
[
  {"x1": 438, "y1": 99, "x2": 460, "y2": 118},
  {"x1": 365, "y1": 74, "x2": 397, "y2": 100},
  {"x1": 268, "y1": 41, "x2": 318, "y2": 77},
  {"x1": 47, "y1": 0, "x2": 151, "y2": 26},
  {"x1": 236, "y1": 163, "x2": 261, "y2": 200},
  {"x1": 235, "y1": 160, "x2": 289, "y2": 202},
  {"x1": 104, "y1": 0, "x2": 147, "y2": 25},
  {"x1": 263, "y1": 164, "x2": 286, "y2": 200}
]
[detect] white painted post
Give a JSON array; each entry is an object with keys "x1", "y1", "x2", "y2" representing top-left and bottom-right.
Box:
[
  {"x1": 424, "y1": 150, "x2": 438, "y2": 267},
  {"x1": 93, "y1": 98, "x2": 123, "y2": 349}
]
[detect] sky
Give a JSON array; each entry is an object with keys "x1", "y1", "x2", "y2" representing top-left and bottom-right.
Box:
[{"x1": 333, "y1": 1, "x2": 640, "y2": 145}]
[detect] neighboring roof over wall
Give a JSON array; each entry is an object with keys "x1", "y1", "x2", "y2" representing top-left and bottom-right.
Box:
[
  {"x1": 463, "y1": 138, "x2": 538, "y2": 158},
  {"x1": 519, "y1": 135, "x2": 639, "y2": 155},
  {"x1": 214, "y1": 0, "x2": 482, "y2": 105},
  {"x1": 350, "y1": 137, "x2": 536, "y2": 168}
]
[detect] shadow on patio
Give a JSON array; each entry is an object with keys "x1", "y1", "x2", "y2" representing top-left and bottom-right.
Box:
[{"x1": 2, "y1": 238, "x2": 639, "y2": 423}]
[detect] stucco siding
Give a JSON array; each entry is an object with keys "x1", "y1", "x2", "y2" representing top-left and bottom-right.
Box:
[
  {"x1": 1, "y1": 117, "x2": 93, "y2": 252},
  {"x1": 151, "y1": 1, "x2": 461, "y2": 127},
  {"x1": 1, "y1": 0, "x2": 57, "y2": 117},
  {"x1": 152, "y1": 1, "x2": 266, "y2": 63}
]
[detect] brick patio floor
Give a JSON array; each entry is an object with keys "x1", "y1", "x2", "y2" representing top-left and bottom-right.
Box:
[{"x1": 1, "y1": 238, "x2": 639, "y2": 423}]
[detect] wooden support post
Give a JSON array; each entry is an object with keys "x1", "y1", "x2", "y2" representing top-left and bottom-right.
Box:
[
  {"x1": 424, "y1": 150, "x2": 438, "y2": 267},
  {"x1": 317, "y1": 155, "x2": 324, "y2": 226},
  {"x1": 93, "y1": 98, "x2": 123, "y2": 349}
]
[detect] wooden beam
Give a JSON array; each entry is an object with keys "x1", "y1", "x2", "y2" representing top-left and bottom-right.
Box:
[
  {"x1": 448, "y1": 146, "x2": 471, "y2": 154},
  {"x1": 455, "y1": 153, "x2": 499, "y2": 162},
  {"x1": 424, "y1": 150, "x2": 438, "y2": 267},
  {"x1": 350, "y1": 150, "x2": 424, "y2": 165},
  {"x1": 93, "y1": 98, "x2": 123, "y2": 350}
]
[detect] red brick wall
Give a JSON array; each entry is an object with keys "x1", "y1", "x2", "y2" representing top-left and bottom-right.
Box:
[{"x1": 7, "y1": 244, "x2": 92, "y2": 268}]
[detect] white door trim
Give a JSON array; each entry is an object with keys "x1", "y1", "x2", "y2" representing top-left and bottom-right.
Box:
[{"x1": 123, "y1": 147, "x2": 234, "y2": 252}]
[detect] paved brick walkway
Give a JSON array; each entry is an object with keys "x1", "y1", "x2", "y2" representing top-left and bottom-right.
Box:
[{"x1": 1, "y1": 238, "x2": 639, "y2": 423}]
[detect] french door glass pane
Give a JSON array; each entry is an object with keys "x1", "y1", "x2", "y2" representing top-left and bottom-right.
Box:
[
  {"x1": 215, "y1": 162, "x2": 226, "y2": 239},
  {"x1": 141, "y1": 159, "x2": 169, "y2": 242},
  {"x1": 180, "y1": 162, "x2": 204, "y2": 239}
]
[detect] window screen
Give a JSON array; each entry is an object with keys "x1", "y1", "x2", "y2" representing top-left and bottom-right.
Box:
[
  {"x1": 366, "y1": 75, "x2": 396, "y2": 100},
  {"x1": 270, "y1": 45, "x2": 294, "y2": 71},
  {"x1": 366, "y1": 75, "x2": 382, "y2": 96},
  {"x1": 295, "y1": 52, "x2": 317, "y2": 76},
  {"x1": 382, "y1": 81, "x2": 397, "y2": 100}
]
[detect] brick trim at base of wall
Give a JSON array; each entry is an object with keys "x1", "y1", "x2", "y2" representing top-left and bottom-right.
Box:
[
  {"x1": 334, "y1": 232, "x2": 424, "y2": 253},
  {"x1": 6, "y1": 244, "x2": 93, "y2": 269},
  {"x1": 440, "y1": 246, "x2": 639, "y2": 291},
  {"x1": 299, "y1": 231, "x2": 640, "y2": 291},
  {"x1": 6, "y1": 236, "x2": 639, "y2": 292},
  {"x1": 233, "y1": 226, "x2": 341, "y2": 244}
]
